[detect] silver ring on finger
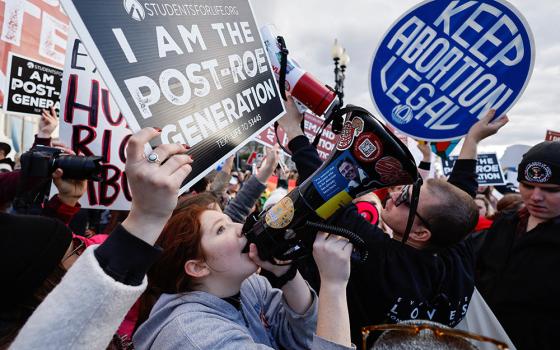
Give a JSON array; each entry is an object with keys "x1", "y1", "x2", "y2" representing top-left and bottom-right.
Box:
[{"x1": 145, "y1": 152, "x2": 161, "y2": 164}]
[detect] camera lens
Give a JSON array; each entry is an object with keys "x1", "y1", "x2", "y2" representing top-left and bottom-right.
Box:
[{"x1": 53, "y1": 155, "x2": 103, "y2": 180}]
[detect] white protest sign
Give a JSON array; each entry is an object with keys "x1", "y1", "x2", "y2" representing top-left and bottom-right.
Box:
[{"x1": 57, "y1": 28, "x2": 132, "y2": 210}]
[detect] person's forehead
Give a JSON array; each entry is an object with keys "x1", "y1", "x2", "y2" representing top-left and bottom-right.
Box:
[
  {"x1": 200, "y1": 210, "x2": 224, "y2": 231},
  {"x1": 521, "y1": 181, "x2": 560, "y2": 189}
]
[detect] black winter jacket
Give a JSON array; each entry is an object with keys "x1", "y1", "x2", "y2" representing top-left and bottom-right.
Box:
[
  {"x1": 474, "y1": 209, "x2": 560, "y2": 350},
  {"x1": 288, "y1": 135, "x2": 478, "y2": 348}
]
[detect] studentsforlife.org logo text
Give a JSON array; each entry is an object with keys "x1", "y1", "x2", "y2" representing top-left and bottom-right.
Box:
[{"x1": 123, "y1": 0, "x2": 239, "y2": 21}]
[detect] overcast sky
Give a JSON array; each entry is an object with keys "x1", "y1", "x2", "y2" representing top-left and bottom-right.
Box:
[{"x1": 249, "y1": 0, "x2": 559, "y2": 152}]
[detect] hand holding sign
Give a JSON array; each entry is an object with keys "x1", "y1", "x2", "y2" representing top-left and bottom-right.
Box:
[
  {"x1": 277, "y1": 95, "x2": 305, "y2": 143},
  {"x1": 416, "y1": 141, "x2": 431, "y2": 162},
  {"x1": 38, "y1": 106, "x2": 59, "y2": 139},
  {"x1": 122, "y1": 128, "x2": 193, "y2": 245},
  {"x1": 466, "y1": 110, "x2": 509, "y2": 143},
  {"x1": 460, "y1": 110, "x2": 509, "y2": 164}
]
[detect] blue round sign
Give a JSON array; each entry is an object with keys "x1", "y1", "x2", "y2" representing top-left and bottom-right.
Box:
[{"x1": 370, "y1": 0, "x2": 535, "y2": 141}]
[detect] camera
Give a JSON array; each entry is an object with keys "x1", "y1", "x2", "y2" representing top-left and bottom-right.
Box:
[{"x1": 20, "y1": 145, "x2": 103, "y2": 181}]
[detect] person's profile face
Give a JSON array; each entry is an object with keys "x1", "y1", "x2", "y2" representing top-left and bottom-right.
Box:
[
  {"x1": 475, "y1": 198, "x2": 487, "y2": 217},
  {"x1": 198, "y1": 209, "x2": 257, "y2": 280},
  {"x1": 381, "y1": 185, "x2": 435, "y2": 236},
  {"x1": 339, "y1": 161, "x2": 357, "y2": 180}
]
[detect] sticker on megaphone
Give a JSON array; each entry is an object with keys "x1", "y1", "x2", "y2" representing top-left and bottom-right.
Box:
[{"x1": 261, "y1": 24, "x2": 339, "y2": 116}]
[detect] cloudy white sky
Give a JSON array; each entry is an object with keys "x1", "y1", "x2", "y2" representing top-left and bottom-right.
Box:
[{"x1": 249, "y1": 0, "x2": 560, "y2": 153}]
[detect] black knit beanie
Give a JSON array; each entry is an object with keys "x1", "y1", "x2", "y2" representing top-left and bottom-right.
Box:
[
  {"x1": 517, "y1": 141, "x2": 560, "y2": 185},
  {"x1": 0, "y1": 213, "x2": 72, "y2": 306}
]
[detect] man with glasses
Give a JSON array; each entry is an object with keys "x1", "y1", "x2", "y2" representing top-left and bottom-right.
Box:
[
  {"x1": 393, "y1": 184, "x2": 431, "y2": 229},
  {"x1": 473, "y1": 141, "x2": 560, "y2": 350},
  {"x1": 277, "y1": 101, "x2": 509, "y2": 348},
  {"x1": 334, "y1": 111, "x2": 508, "y2": 348}
]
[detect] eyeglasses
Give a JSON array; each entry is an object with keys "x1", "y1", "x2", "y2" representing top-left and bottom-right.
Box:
[
  {"x1": 362, "y1": 323, "x2": 509, "y2": 350},
  {"x1": 62, "y1": 238, "x2": 86, "y2": 263},
  {"x1": 394, "y1": 184, "x2": 432, "y2": 231}
]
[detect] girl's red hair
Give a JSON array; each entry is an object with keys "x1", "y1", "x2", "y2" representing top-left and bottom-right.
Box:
[{"x1": 136, "y1": 193, "x2": 218, "y2": 331}]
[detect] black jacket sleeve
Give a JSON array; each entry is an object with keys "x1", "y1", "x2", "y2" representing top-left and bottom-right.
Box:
[
  {"x1": 94, "y1": 225, "x2": 162, "y2": 286},
  {"x1": 287, "y1": 135, "x2": 323, "y2": 185},
  {"x1": 448, "y1": 159, "x2": 478, "y2": 198},
  {"x1": 328, "y1": 204, "x2": 387, "y2": 244}
]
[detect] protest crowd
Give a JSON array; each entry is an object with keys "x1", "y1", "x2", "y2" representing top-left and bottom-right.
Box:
[
  {"x1": 1, "y1": 1, "x2": 559, "y2": 350},
  {"x1": 1, "y1": 98, "x2": 559, "y2": 350}
]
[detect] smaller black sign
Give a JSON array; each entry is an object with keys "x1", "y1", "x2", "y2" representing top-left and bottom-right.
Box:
[
  {"x1": 442, "y1": 153, "x2": 506, "y2": 186},
  {"x1": 5, "y1": 54, "x2": 62, "y2": 116}
]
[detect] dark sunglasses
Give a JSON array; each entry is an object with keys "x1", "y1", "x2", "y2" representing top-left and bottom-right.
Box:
[{"x1": 394, "y1": 185, "x2": 432, "y2": 231}]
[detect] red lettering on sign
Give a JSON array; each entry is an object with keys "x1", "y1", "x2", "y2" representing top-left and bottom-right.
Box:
[
  {"x1": 71, "y1": 125, "x2": 96, "y2": 156},
  {"x1": 64, "y1": 74, "x2": 99, "y2": 127}
]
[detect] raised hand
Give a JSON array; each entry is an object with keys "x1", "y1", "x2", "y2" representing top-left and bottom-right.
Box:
[
  {"x1": 313, "y1": 232, "x2": 353, "y2": 286},
  {"x1": 122, "y1": 128, "x2": 193, "y2": 245},
  {"x1": 416, "y1": 141, "x2": 432, "y2": 162},
  {"x1": 256, "y1": 144, "x2": 280, "y2": 184},
  {"x1": 314, "y1": 232, "x2": 353, "y2": 348},
  {"x1": 38, "y1": 106, "x2": 59, "y2": 139},
  {"x1": 467, "y1": 109, "x2": 509, "y2": 143},
  {"x1": 459, "y1": 110, "x2": 509, "y2": 160},
  {"x1": 277, "y1": 95, "x2": 304, "y2": 142}
]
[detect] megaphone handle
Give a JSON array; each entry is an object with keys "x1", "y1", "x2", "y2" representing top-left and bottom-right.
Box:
[
  {"x1": 277, "y1": 36, "x2": 289, "y2": 101},
  {"x1": 305, "y1": 221, "x2": 369, "y2": 264},
  {"x1": 312, "y1": 104, "x2": 373, "y2": 147}
]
